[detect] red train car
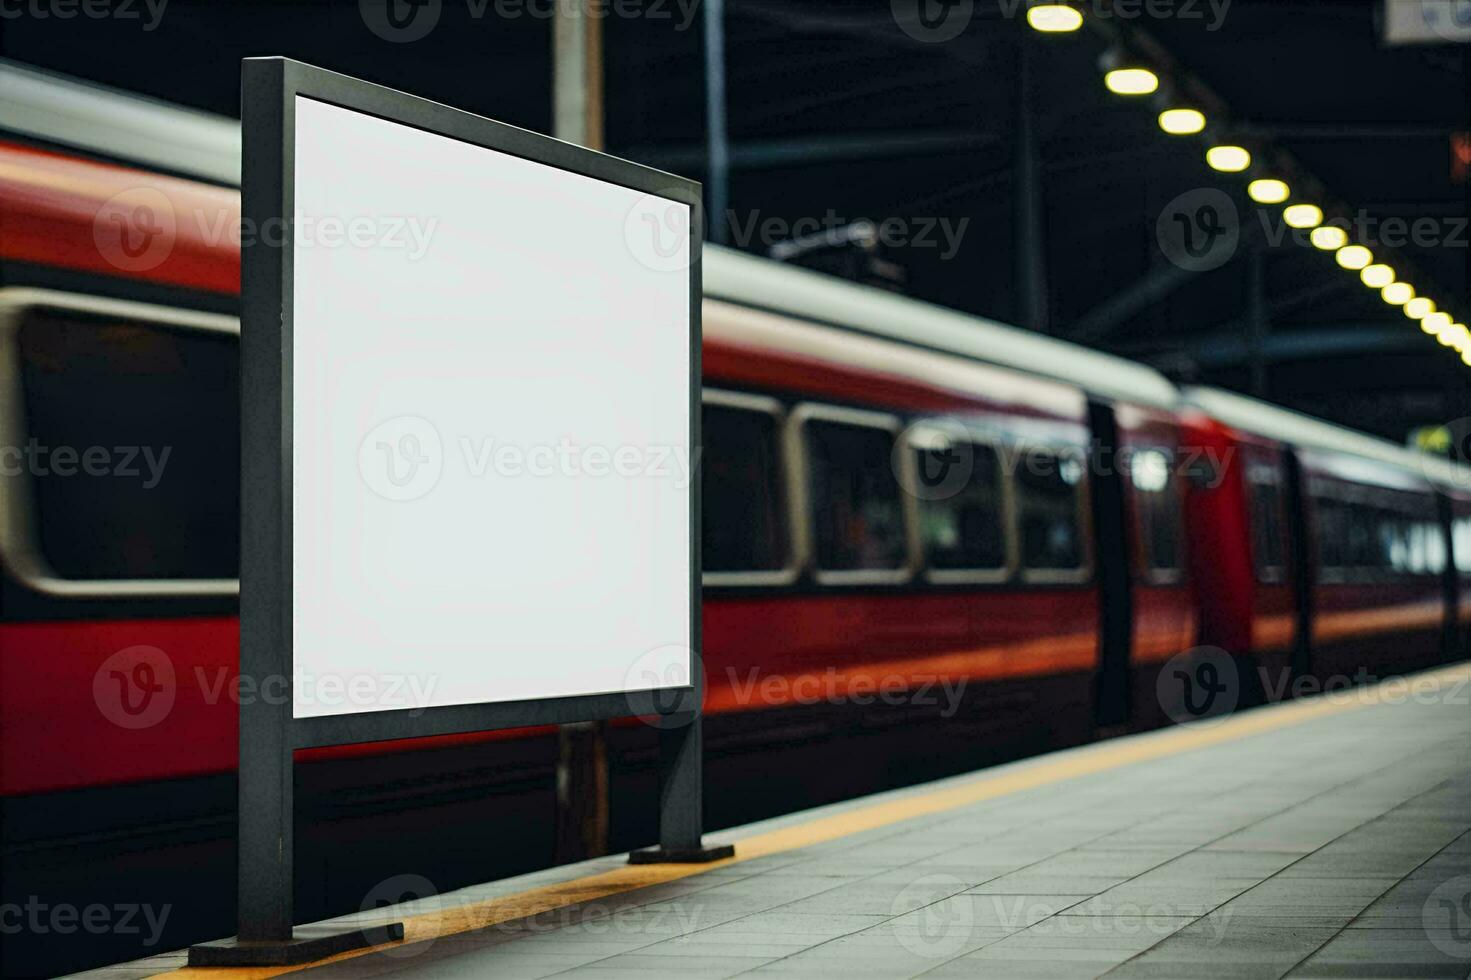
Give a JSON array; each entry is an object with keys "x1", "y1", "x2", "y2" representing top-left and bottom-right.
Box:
[
  {"x1": 0, "y1": 62, "x2": 1465, "y2": 975},
  {"x1": 1183, "y1": 386, "x2": 1469, "y2": 706}
]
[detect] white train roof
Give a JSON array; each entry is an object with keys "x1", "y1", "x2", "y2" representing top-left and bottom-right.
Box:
[
  {"x1": 702, "y1": 246, "x2": 1180, "y2": 409},
  {"x1": 0, "y1": 59, "x2": 241, "y2": 185},
  {"x1": 1185, "y1": 385, "x2": 1471, "y2": 490}
]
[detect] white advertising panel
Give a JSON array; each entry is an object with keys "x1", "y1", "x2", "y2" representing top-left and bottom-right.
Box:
[{"x1": 290, "y1": 96, "x2": 692, "y2": 718}]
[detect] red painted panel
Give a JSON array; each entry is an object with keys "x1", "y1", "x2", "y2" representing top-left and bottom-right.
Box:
[
  {"x1": 0, "y1": 587, "x2": 1099, "y2": 796},
  {"x1": 0, "y1": 141, "x2": 240, "y2": 295}
]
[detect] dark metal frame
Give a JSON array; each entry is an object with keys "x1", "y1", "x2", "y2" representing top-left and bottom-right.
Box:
[{"x1": 192, "y1": 57, "x2": 724, "y2": 968}]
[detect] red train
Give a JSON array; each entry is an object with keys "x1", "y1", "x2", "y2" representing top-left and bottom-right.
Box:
[{"x1": 1, "y1": 63, "x2": 1468, "y2": 975}]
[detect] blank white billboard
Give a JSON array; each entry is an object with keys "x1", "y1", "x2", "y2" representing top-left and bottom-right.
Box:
[{"x1": 290, "y1": 97, "x2": 692, "y2": 719}]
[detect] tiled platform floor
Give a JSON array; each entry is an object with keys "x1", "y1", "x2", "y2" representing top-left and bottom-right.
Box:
[{"x1": 95, "y1": 663, "x2": 1471, "y2": 980}]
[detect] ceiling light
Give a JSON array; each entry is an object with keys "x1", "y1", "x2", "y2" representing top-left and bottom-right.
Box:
[
  {"x1": 1027, "y1": 4, "x2": 1083, "y2": 32},
  {"x1": 1361, "y1": 264, "x2": 1395, "y2": 288},
  {"x1": 1284, "y1": 204, "x2": 1323, "y2": 229},
  {"x1": 1405, "y1": 297, "x2": 1435, "y2": 320},
  {"x1": 1310, "y1": 226, "x2": 1348, "y2": 250},
  {"x1": 1335, "y1": 245, "x2": 1372, "y2": 270},
  {"x1": 1382, "y1": 282, "x2": 1414, "y2": 306},
  {"x1": 1105, "y1": 68, "x2": 1159, "y2": 95},
  {"x1": 1158, "y1": 108, "x2": 1206, "y2": 135},
  {"x1": 1247, "y1": 179, "x2": 1290, "y2": 204},
  {"x1": 1422, "y1": 312, "x2": 1451, "y2": 334},
  {"x1": 1206, "y1": 145, "x2": 1251, "y2": 172}
]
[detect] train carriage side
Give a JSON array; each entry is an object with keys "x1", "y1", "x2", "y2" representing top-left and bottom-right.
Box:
[
  {"x1": 1178, "y1": 410, "x2": 1299, "y2": 704},
  {"x1": 1297, "y1": 448, "x2": 1448, "y2": 680},
  {"x1": 702, "y1": 249, "x2": 1199, "y2": 738},
  {"x1": 1184, "y1": 386, "x2": 1463, "y2": 693}
]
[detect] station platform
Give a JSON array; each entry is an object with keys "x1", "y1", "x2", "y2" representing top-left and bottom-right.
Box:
[{"x1": 88, "y1": 662, "x2": 1471, "y2": 980}]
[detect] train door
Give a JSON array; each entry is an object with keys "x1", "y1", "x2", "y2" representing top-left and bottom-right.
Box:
[{"x1": 1087, "y1": 399, "x2": 1132, "y2": 730}]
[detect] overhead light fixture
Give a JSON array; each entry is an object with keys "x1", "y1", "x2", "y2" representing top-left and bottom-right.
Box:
[
  {"x1": 1382, "y1": 282, "x2": 1414, "y2": 306},
  {"x1": 1422, "y1": 312, "x2": 1451, "y2": 334},
  {"x1": 1206, "y1": 145, "x2": 1251, "y2": 172},
  {"x1": 1247, "y1": 179, "x2": 1290, "y2": 204},
  {"x1": 1405, "y1": 297, "x2": 1435, "y2": 320},
  {"x1": 1310, "y1": 226, "x2": 1348, "y2": 251},
  {"x1": 1158, "y1": 108, "x2": 1206, "y2": 135},
  {"x1": 1336, "y1": 245, "x2": 1372, "y2": 270},
  {"x1": 1105, "y1": 68, "x2": 1159, "y2": 95},
  {"x1": 1284, "y1": 204, "x2": 1323, "y2": 229},
  {"x1": 1463, "y1": 347, "x2": 1471, "y2": 366},
  {"x1": 1361, "y1": 264, "x2": 1395, "y2": 288},
  {"x1": 1027, "y1": 4, "x2": 1083, "y2": 32}
]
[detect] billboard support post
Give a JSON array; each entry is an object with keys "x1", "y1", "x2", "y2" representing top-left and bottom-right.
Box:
[{"x1": 190, "y1": 57, "x2": 724, "y2": 968}]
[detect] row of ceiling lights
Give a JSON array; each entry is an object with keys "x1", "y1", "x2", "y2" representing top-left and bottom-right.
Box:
[{"x1": 1023, "y1": 2, "x2": 1471, "y2": 367}]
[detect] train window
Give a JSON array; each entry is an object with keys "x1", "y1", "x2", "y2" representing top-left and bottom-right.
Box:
[
  {"x1": 1247, "y1": 469, "x2": 1286, "y2": 582},
  {"x1": 13, "y1": 303, "x2": 239, "y2": 582},
  {"x1": 1313, "y1": 495, "x2": 1347, "y2": 574},
  {"x1": 914, "y1": 433, "x2": 1007, "y2": 576},
  {"x1": 702, "y1": 394, "x2": 790, "y2": 581},
  {"x1": 1016, "y1": 449, "x2": 1086, "y2": 576},
  {"x1": 800, "y1": 410, "x2": 909, "y2": 577},
  {"x1": 1456, "y1": 517, "x2": 1471, "y2": 573},
  {"x1": 1314, "y1": 488, "x2": 1443, "y2": 580},
  {"x1": 1130, "y1": 447, "x2": 1182, "y2": 579}
]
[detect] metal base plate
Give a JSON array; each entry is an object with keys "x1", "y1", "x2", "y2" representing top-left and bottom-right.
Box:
[
  {"x1": 628, "y1": 843, "x2": 735, "y2": 864},
  {"x1": 187, "y1": 922, "x2": 405, "y2": 967}
]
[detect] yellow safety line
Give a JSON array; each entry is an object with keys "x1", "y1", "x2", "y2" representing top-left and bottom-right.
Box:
[{"x1": 156, "y1": 661, "x2": 1471, "y2": 978}]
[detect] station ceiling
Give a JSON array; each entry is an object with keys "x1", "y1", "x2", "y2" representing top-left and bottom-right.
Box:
[{"x1": 4, "y1": 0, "x2": 1467, "y2": 439}]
